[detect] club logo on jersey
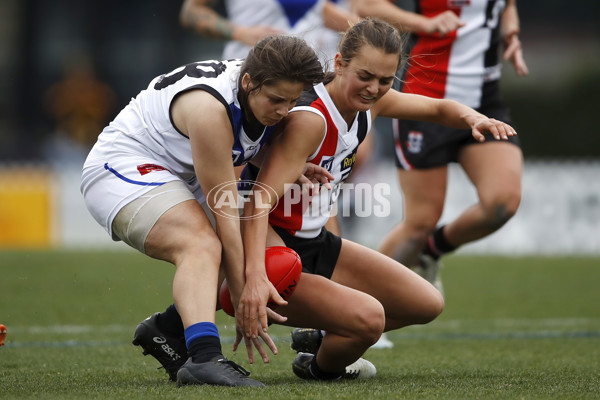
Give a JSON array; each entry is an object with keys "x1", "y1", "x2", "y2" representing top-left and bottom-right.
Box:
[
  {"x1": 407, "y1": 131, "x2": 424, "y2": 154},
  {"x1": 232, "y1": 145, "x2": 260, "y2": 165},
  {"x1": 206, "y1": 180, "x2": 278, "y2": 220},
  {"x1": 320, "y1": 157, "x2": 334, "y2": 172},
  {"x1": 232, "y1": 150, "x2": 242, "y2": 164},
  {"x1": 137, "y1": 164, "x2": 172, "y2": 176}
]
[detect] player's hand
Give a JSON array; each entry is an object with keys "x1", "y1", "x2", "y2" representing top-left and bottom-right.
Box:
[
  {"x1": 296, "y1": 163, "x2": 334, "y2": 193},
  {"x1": 471, "y1": 117, "x2": 517, "y2": 143},
  {"x1": 503, "y1": 32, "x2": 529, "y2": 77},
  {"x1": 424, "y1": 11, "x2": 465, "y2": 36},
  {"x1": 232, "y1": 306, "x2": 288, "y2": 364},
  {"x1": 234, "y1": 25, "x2": 283, "y2": 47},
  {"x1": 233, "y1": 274, "x2": 287, "y2": 363}
]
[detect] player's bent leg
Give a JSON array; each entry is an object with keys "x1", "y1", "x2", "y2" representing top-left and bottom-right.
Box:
[
  {"x1": 144, "y1": 199, "x2": 222, "y2": 325},
  {"x1": 280, "y1": 273, "x2": 385, "y2": 375},
  {"x1": 127, "y1": 199, "x2": 224, "y2": 380},
  {"x1": 378, "y1": 167, "x2": 447, "y2": 267},
  {"x1": 332, "y1": 239, "x2": 445, "y2": 331},
  {"x1": 446, "y1": 142, "x2": 523, "y2": 246},
  {"x1": 113, "y1": 184, "x2": 194, "y2": 380},
  {"x1": 147, "y1": 203, "x2": 262, "y2": 386},
  {"x1": 119, "y1": 185, "x2": 262, "y2": 386}
]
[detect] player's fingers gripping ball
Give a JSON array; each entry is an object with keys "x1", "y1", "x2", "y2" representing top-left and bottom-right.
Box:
[{"x1": 219, "y1": 246, "x2": 302, "y2": 317}]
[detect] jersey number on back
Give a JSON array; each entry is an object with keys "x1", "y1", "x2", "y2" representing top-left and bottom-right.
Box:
[{"x1": 154, "y1": 61, "x2": 227, "y2": 90}]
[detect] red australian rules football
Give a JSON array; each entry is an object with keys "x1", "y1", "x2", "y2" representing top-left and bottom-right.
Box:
[{"x1": 219, "y1": 246, "x2": 302, "y2": 316}]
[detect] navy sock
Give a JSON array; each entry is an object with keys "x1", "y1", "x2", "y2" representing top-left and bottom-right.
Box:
[
  {"x1": 424, "y1": 225, "x2": 456, "y2": 260},
  {"x1": 188, "y1": 336, "x2": 223, "y2": 363},
  {"x1": 184, "y1": 322, "x2": 223, "y2": 363},
  {"x1": 156, "y1": 304, "x2": 184, "y2": 337}
]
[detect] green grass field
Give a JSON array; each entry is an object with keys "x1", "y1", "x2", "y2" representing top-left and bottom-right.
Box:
[{"x1": 1, "y1": 250, "x2": 599, "y2": 399}]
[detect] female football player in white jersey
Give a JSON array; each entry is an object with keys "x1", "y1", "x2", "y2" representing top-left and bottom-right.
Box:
[
  {"x1": 240, "y1": 17, "x2": 517, "y2": 381},
  {"x1": 356, "y1": 0, "x2": 528, "y2": 292},
  {"x1": 80, "y1": 35, "x2": 324, "y2": 387}
]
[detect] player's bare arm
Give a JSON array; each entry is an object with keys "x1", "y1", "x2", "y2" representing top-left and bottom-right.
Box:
[
  {"x1": 374, "y1": 89, "x2": 517, "y2": 142},
  {"x1": 239, "y1": 110, "x2": 327, "y2": 347},
  {"x1": 353, "y1": 0, "x2": 464, "y2": 34},
  {"x1": 180, "y1": 0, "x2": 234, "y2": 40},
  {"x1": 501, "y1": 0, "x2": 529, "y2": 76},
  {"x1": 323, "y1": 1, "x2": 359, "y2": 32},
  {"x1": 173, "y1": 89, "x2": 279, "y2": 364},
  {"x1": 172, "y1": 90, "x2": 245, "y2": 297},
  {"x1": 180, "y1": 0, "x2": 281, "y2": 46}
]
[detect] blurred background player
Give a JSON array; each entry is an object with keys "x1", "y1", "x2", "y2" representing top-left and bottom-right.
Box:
[
  {"x1": 180, "y1": 0, "x2": 358, "y2": 69},
  {"x1": 356, "y1": 0, "x2": 527, "y2": 294}
]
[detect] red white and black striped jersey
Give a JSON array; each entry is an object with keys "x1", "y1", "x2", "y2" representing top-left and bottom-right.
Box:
[
  {"x1": 268, "y1": 83, "x2": 371, "y2": 238},
  {"x1": 403, "y1": 0, "x2": 506, "y2": 108}
]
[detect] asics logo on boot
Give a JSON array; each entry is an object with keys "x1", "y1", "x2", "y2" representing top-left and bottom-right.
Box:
[{"x1": 153, "y1": 336, "x2": 182, "y2": 361}]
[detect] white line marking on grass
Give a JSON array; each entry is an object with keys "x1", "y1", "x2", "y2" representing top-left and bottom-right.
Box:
[
  {"x1": 404, "y1": 317, "x2": 600, "y2": 332},
  {"x1": 3, "y1": 330, "x2": 600, "y2": 349},
  {"x1": 8, "y1": 318, "x2": 598, "y2": 335},
  {"x1": 15, "y1": 324, "x2": 132, "y2": 334},
  {"x1": 3, "y1": 318, "x2": 599, "y2": 349}
]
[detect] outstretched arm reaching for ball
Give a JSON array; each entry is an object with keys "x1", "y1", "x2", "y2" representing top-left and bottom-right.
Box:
[
  {"x1": 372, "y1": 90, "x2": 518, "y2": 143},
  {"x1": 237, "y1": 111, "x2": 330, "y2": 360}
]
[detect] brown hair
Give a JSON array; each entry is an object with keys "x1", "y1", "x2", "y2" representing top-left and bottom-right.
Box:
[
  {"x1": 338, "y1": 17, "x2": 404, "y2": 72},
  {"x1": 238, "y1": 35, "x2": 324, "y2": 119}
]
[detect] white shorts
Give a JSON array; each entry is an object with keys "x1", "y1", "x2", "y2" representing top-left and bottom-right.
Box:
[{"x1": 81, "y1": 155, "x2": 201, "y2": 243}]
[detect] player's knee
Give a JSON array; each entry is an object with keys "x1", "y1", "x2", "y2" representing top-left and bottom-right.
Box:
[
  {"x1": 483, "y1": 189, "x2": 521, "y2": 231},
  {"x1": 405, "y1": 224, "x2": 434, "y2": 247},
  {"x1": 423, "y1": 288, "x2": 445, "y2": 323},
  {"x1": 194, "y1": 233, "x2": 222, "y2": 260},
  {"x1": 410, "y1": 288, "x2": 444, "y2": 326},
  {"x1": 177, "y1": 230, "x2": 222, "y2": 266},
  {"x1": 352, "y1": 300, "x2": 386, "y2": 347},
  {"x1": 488, "y1": 198, "x2": 520, "y2": 230},
  {"x1": 503, "y1": 187, "x2": 522, "y2": 218}
]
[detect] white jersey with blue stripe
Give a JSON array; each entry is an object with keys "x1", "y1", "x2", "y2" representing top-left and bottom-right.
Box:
[
  {"x1": 85, "y1": 59, "x2": 274, "y2": 179},
  {"x1": 81, "y1": 59, "x2": 275, "y2": 237}
]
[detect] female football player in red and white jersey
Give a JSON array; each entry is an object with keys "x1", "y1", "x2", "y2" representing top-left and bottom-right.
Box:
[
  {"x1": 240, "y1": 17, "x2": 517, "y2": 381},
  {"x1": 355, "y1": 0, "x2": 528, "y2": 293}
]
